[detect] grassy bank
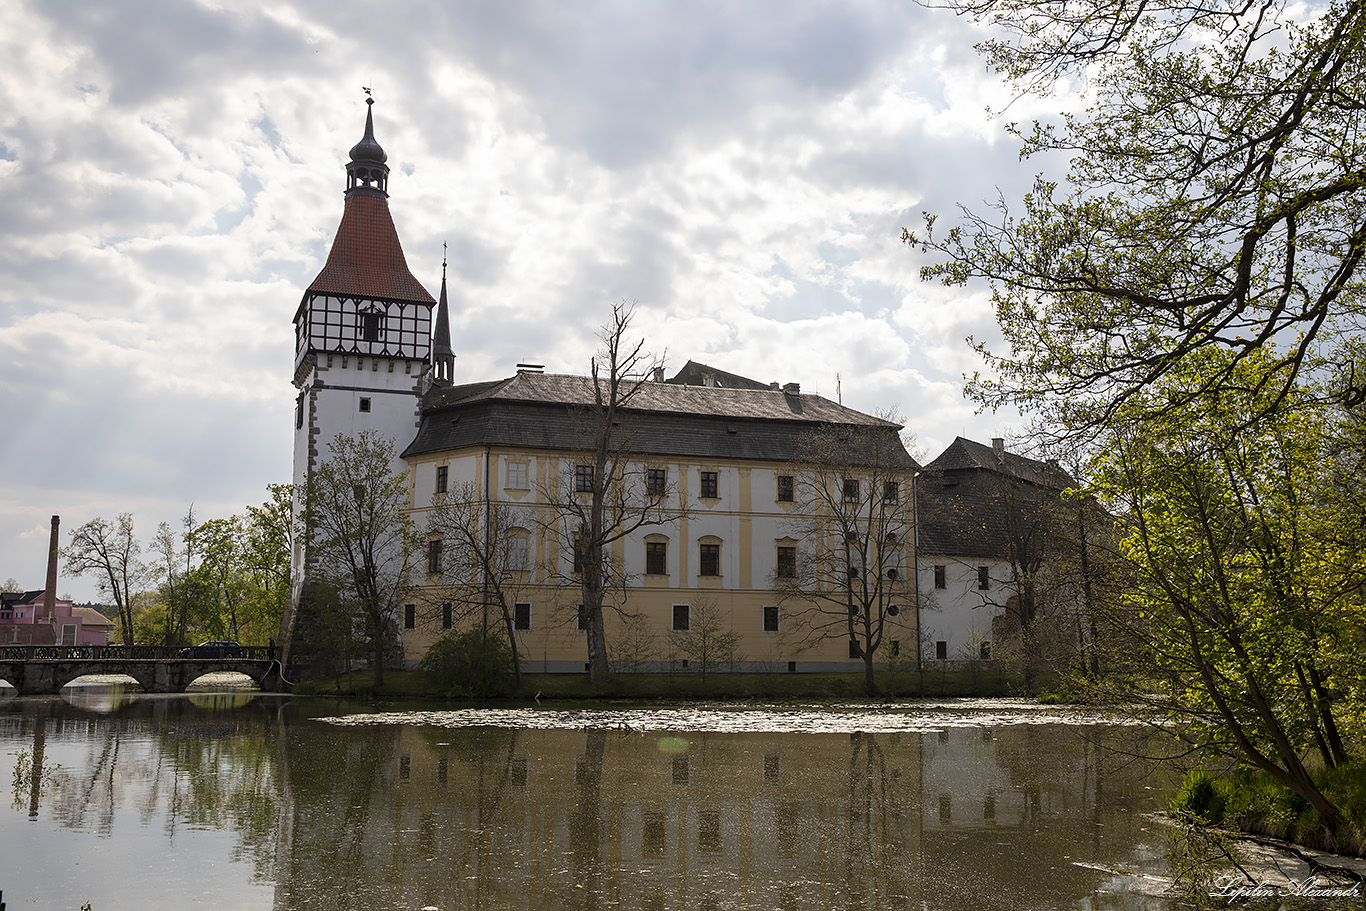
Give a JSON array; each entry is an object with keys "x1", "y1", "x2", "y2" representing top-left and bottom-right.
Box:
[
  {"x1": 1172, "y1": 764, "x2": 1366, "y2": 857},
  {"x1": 291, "y1": 665, "x2": 1038, "y2": 701}
]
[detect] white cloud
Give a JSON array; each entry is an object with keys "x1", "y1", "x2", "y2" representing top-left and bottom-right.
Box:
[{"x1": 0, "y1": 0, "x2": 1066, "y2": 596}]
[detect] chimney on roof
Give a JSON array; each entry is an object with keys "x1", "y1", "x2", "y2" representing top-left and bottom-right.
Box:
[
  {"x1": 651, "y1": 366, "x2": 665, "y2": 382},
  {"x1": 43, "y1": 515, "x2": 59, "y2": 621},
  {"x1": 782, "y1": 382, "x2": 800, "y2": 396},
  {"x1": 992, "y1": 438, "x2": 1005, "y2": 459},
  {"x1": 769, "y1": 382, "x2": 780, "y2": 391}
]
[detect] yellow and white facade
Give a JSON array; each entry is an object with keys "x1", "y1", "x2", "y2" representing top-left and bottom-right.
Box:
[{"x1": 398, "y1": 371, "x2": 920, "y2": 672}]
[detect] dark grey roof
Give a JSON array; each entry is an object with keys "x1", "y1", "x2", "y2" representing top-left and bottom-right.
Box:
[
  {"x1": 404, "y1": 371, "x2": 917, "y2": 468},
  {"x1": 921, "y1": 437, "x2": 1074, "y2": 489},
  {"x1": 666, "y1": 360, "x2": 773, "y2": 391},
  {"x1": 916, "y1": 438, "x2": 1075, "y2": 558}
]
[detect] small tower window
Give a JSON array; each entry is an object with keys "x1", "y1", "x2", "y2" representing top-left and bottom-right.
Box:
[
  {"x1": 359, "y1": 309, "x2": 383, "y2": 342},
  {"x1": 359, "y1": 397, "x2": 372, "y2": 413}
]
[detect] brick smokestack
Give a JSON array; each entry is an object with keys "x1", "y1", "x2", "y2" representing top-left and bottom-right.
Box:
[{"x1": 43, "y1": 515, "x2": 59, "y2": 621}]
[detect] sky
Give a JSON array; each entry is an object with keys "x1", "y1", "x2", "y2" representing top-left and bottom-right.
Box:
[{"x1": 0, "y1": 0, "x2": 1077, "y2": 599}]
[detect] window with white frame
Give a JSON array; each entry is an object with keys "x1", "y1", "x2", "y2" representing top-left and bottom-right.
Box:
[{"x1": 507, "y1": 462, "x2": 528, "y2": 490}]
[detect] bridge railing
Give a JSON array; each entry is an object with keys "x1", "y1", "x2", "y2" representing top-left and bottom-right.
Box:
[{"x1": 0, "y1": 645, "x2": 277, "y2": 661}]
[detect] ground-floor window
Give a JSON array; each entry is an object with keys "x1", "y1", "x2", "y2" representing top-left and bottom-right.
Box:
[
  {"x1": 441, "y1": 602, "x2": 452, "y2": 630},
  {"x1": 672, "y1": 604, "x2": 690, "y2": 631},
  {"x1": 935, "y1": 640, "x2": 947, "y2": 660},
  {"x1": 514, "y1": 602, "x2": 532, "y2": 631},
  {"x1": 763, "y1": 604, "x2": 779, "y2": 632},
  {"x1": 404, "y1": 604, "x2": 416, "y2": 630}
]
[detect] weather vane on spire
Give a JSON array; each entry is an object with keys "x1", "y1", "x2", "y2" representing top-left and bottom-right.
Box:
[{"x1": 442, "y1": 241, "x2": 448, "y2": 279}]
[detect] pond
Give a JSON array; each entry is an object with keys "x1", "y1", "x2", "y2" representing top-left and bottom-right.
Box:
[{"x1": 2, "y1": 685, "x2": 1189, "y2": 910}]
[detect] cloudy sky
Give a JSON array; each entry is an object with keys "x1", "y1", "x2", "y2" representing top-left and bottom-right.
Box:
[{"x1": 1, "y1": 0, "x2": 1074, "y2": 598}]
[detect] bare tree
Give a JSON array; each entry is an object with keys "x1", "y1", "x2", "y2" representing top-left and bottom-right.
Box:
[
  {"x1": 668, "y1": 594, "x2": 743, "y2": 680},
  {"x1": 424, "y1": 482, "x2": 540, "y2": 692},
  {"x1": 301, "y1": 431, "x2": 413, "y2": 687},
  {"x1": 776, "y1": 420, "x2": 918, "y2": 695},
  {"x1": 540, "y1": 302, "x2": 680, "y2": 684},
  {"x1": 64, "y1": 514, "x2": 147, "y2": 649}
]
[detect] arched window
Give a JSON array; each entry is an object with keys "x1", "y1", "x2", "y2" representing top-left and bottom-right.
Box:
[{"x1": 698, "y1": 536, "x2": 722, "y2": 577}]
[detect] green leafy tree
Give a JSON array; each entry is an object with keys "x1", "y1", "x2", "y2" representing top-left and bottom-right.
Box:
[
  {"x1": 1087, "y1": 352, "x2": 1364, "y2": 831},
  {"x1": 64, "y1": 514, "x2": 147, "y2": 648},
  {"x1": 910, "y1": 0, "x2": 1366, "y2": 435},
  {"x1": 301, "y1": 431, "x2": 413, "y2": 687},
  {"x1": 419, "y1": 628, "x2": 515, "y2": 698}
]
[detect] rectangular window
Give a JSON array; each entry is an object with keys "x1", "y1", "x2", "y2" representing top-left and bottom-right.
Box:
[
  {"x1": 514, "y1": 602, "x2": 532, "y2": 631},
  {"x1": 295, "y1": 397, "x2": 303, "y2": 429},
  {"x1": 776, "y1": 545, "x2": 796, "y2": 579},
  {"x1": 883, "y1": 480, "x2": 899, "y2": 504},
  {"x1": 977, "y1": 566, "x2": 990, "y2": 590},
  {"x1": 672, "y1": 604, "x2": 691, "y2": 631},
  {"x1": 507, "y1": 462, "x2": 528, "y2": 490},
  {"x1": 575, "y1": 464, "x2": 594, "y2": 492},
  {"x1": 506, "y1": 536, "x2": 529, "y2": 572},
  {"x1": 843, "y1": 478, "x2": 860, "y2": 503},
  {"x1": 360, "y1": 310, "x2": 381, "y2": 341},
  {"x1": 934, "y1": 565, "x2": 947, "y2": 589},
  {"x1": 404, "y1": 603, "x2": 416, "y2": 630},
  {"x1": 763, "y1": 604, "x2": 779, "y2": 633},
  {"x1": 646, "y1": 467, "x2": 667, "y2": 497},
  {"x1": 699, "y1": 543, "x2": 720, "y2": 577},
  {"x1": 776, "y1": 475, "x2": 794, "y2": 502},
  {"x1": 645, "y1": 541, "x2": 667, "y2": 575},
  {"x1": 358, "y1": 397, "x2": 372, "y2": 413},
  {"x1": 576, "y1": 604, "x2": 588, "y2": 631},
  {"x1": 427, "y1": 539, "x2": 443, "y2": 575},
  {"x1": 935, "y1": 640, "x2": 948, "y2": 660},
  {"x1": 699, "y1": 470, "x2": 718, "y2": 499},
  {"x1": 435, "y1": 465, "x2": 448, "y2": 494},
  {"x1": 441, "y1": 602, "x2": 453, "y2": 630},
  {"x1": 61, "y1": 624, "x2": 77, "y2": 646}
]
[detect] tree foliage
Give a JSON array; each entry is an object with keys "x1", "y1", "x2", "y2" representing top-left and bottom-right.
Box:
[
  {"x1": 1087, "y1": 351, "x2": 1365, "y2": 830},
  {"x1": 419, "y1": 628, "x2": 515, "y2": 698},
  {"x1": 301, "y1": 432, "x2": 413, "y2": 687},
  {"x1": 910, "y1": 0, "x2": 1366, "y2": 437},
  {"x1": 63, "y1": 513, "x2": 146, "y2": 648}
]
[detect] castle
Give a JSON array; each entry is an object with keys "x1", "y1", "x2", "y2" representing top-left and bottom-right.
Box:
[{"x1": 285, "y1": 101, "x2": 1068, "y2": 674}]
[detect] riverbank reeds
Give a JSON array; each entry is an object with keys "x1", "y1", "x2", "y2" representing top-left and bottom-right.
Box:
[{"x1": 1171, "y1": 765, "x2": 1366, "y2": 858}]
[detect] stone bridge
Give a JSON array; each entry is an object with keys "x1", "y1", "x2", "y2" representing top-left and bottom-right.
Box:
[{"x1": 0, "y1": 645, "x2": 293, "y2": 695}]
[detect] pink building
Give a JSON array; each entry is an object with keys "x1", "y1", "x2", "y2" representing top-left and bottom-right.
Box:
[{"x1": 0, "y1": 591, "x2": 114, "y2": 646}]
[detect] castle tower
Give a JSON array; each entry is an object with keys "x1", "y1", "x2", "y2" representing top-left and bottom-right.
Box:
[{"x1": 282, "y1": 97, "x2": 437, "y2": 660}]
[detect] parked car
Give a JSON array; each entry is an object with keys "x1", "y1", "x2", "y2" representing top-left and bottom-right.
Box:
[{"x1": 178, "y1": 640, "x2": 242, "y2": 659}]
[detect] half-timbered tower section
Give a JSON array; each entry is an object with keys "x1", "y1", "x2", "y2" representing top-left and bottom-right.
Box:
[{"x1": 284, "y1": 99, "x2": 440, "y2": 654}]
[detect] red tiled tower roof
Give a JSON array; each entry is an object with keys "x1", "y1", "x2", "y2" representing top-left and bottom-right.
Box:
[{"x1": 307, "y1": 194, "x2": 435, "y2": 303}]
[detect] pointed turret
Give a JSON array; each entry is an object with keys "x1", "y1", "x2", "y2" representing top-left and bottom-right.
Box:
[
  {"x1": 432, "y1": 257, "x2": 455, "y2": 385},
  {"x1": 346, "y1": 96, "x2": 389, "y2": 198}
]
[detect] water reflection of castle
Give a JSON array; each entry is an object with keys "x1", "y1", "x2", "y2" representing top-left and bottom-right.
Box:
[{"x1": 268, "y1": 718, "x2": 1157, "y2": 910}]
